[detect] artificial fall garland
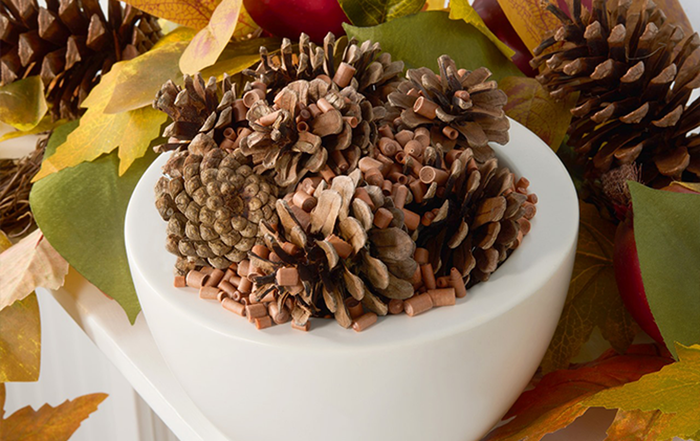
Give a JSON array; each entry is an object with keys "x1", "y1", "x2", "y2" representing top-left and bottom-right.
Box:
[{"x1": 153, "y1": 33, "x2": 537, "y2": 331}]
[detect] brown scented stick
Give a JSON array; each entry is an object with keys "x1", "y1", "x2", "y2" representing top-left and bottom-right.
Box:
[
  {"x1": 276, "y1": 267, "x2": 300, "y2": 286},
  {"x1": 219, "y1": 138, "x2": 234, "y2": 151},
  {"x1": 381, "y1": 180, "x2": 393, "y2": 196},
  {"x1": 413, "y1": 97, "x2": 438, "y2": 119},
  {"x1": 333, "y1": 62, "x2": 356, "y2": 87},
  {"x1": 394, "y1": 185, "x2": 409, "y2": 209},
  {"x1": 252, "y1": 244, "x2": 270, "y2": 260},
  {"x1": 518, "y1": 218, "x2": 532, "y2": 235},
  {"x1": 256, "y1": 110, "x2": 280, "y2": 127},
  {"x1": 404, "y1": 293, "x2": 434, "y2": 317},
  {"x1": 223, "y1": 127, "x2": 237, "y2": 140},
  {"x1": 229, "y1": 275, "x2": 242, "y2": 287},
  {"x1": 250, "y1": 80, "x2": 267, "y2": 91},
  {"x1": 354, "y1": 187, "x2": 376, "y2": 210},
  {"x1": 233, "y1": 99, "x2": 248, "y2": 122},
  {"x1": 373, "y1": 208, "x2": 394, "y2": 229},
  {"x1": 255, "y1": 316, "x2": 273, "y2": 330},
  {"x1": 307, "y1": 103, "x2": 321, "y2": 118},
  {"x1": 395, "y1": 130, "x2": 414, "y2": 147},
  {"x1": 243, "y1": 88, "x2": 265, "y2": 107},
  {"x1": 319, "y1": 164, "x2": 336, "y2": 183},
  {"x1": 330, "y1": 150, "x2": 349, "y2": 172},
  {"x1": 293, "y1": 191, "x2": 317, "y2": 212},
  {"x1": 297, "y1": 121, "x2": 309, "y2": 132},
  {"x1": 237, "y1": 260, "x2": 250, "y2": 277},
  {"x1": 269, "y1": 252, "x2": 282, "y2": 263},
  {"x1": 421, "y1": 211, "x2": 435, "y2": 227},
  {"x1": 436, "y1": 276, "x2": 451, "y2": 288},
  {"x1": 174, "y1": 275, "x2": 187, "y2": 288},
  {"x1": 199, "y1": 286, "x2": 220, "y2": 300},
  {"x1": 450, "y1": 268, "x2": 468, "y2": 298},
  {"x1": 345, "y1": 298, "x2": 364, "y2": 319},
  {"x1": 402, "y1": 208, "x2": 421, "y2": 231},
  {"x1": 217, "y1": 291, "x2": 229, "y2": 302},
  {"x1": 343, "y1": 116, "x2": 359, "y2": 128},
  {"x1": 352, "y1": 312, "x2": 378, "y2": 332},
  {"x1": 428, "y1": 288, "x2": 456, "y2": 307},
  {"x1": 411, "y1": 264, "x2": 423, "y2": 287},
  {"x1": 442, "y1": 126, "x2": 459, "y2": 140},
  {"x1": 238, "y1": 277, "x2": 253, "y2": 294},
  {"x1": 445, "y1": 149, "x2": 463, "y2": 166},
  {"x1": 200, "y1": 266, "x2": 214, "y2": 275},
  {"x1": 328, "y1": 234, "x2": 353, "y2": 259},
  {"x1": 419, "y1": 166, "x2": 449, "y2": 186},
  {"x1": 414, "y1": 127, "x2": 431, "y2": 147},
  {"x1": 414, "y1": 248, "x2": 429, "y2": 264},
  {"x1": 221, "y1": 298, "x2": 246, "y2": 316},
  {"x1": 316, "y1": 97, "x2": 334, "y2": 113},
  {"x1": 268, "y1": 303, "x2": 291, "y2": 324},
  {"x1": 454, "y1": 89, "x2": 470, "y2": 101},
  {"x1": 281, "y1": 242, "x2": 300, "y2": 256},
  {"x1": 388, "y1": 172, "x2": 408, "y2": 185},
  {"x1": 388, "y1": 299, "x2": 405, "y2": 315},
  {"x1": 219, "y1": 280, "x2": 237, "y2": 298},
  {"x1": 364, "y1": 169, "x2": 384, "y2": 187},
  {"x1": 292, "y1": 321, "x2": 310, "y2": 332},
  {"x1": 409, "y1": 180, "x2": 426, "y2": 203},
  {"x1": 378, "y1": 125, "x2": 394, "y2": 139},
  {"x1": 421, "y1": 263, "x2": 437, "y2": 289},
  {"x1": 186, "y1": 270, "x2": 209, "y2": 289},
  {"x1": 527, "y1": 193, "x2": 538, "y2": 204},
  {"x1": 404, "y1": 140, "x2": 425, "y2": 158},
  {"x1": 522, "y1": 202, "x2": 537, "y2": 220},
  {"x1": 232, "y1": 128, "x2": 252, "y2": 150},
  {"x1": 378, "y1": 137, "x2": 399, "y2": 156},
  {"x1": 358, "y1": 157, "x2": 383, "y2": 173},
  {"x1": 205, "y1": 268, "x2": 225, "y2": 287},
  {"x1": 300, "y1": 176, "x2": 323, "y2": 194},
  {"x1": 246, "y1": 303, "x2": 268, "y2": 319},
  {"x1": 395, "y1": 150, "x2": 408, "y2": 165}
]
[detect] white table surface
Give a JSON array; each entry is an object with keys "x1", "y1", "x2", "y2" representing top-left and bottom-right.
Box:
[{"x1": 33, "y1": 1, "x2": 700, "y2": 440}]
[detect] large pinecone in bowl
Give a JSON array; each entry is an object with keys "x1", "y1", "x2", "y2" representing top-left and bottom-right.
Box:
[
  {"x1": 155, "y1": 147, "x2": 279, "y2": 272},
  {"x1": 387, "y1": 55, "x2": 510, "y2": 151},
  {"x1": 532, "y1": 0, "x2": 700, "y2": 184},
  {"x1": 0, "y1": 0, "x2": 162, "y2": 120},
  {"x1": 250, "y1": 171, "x2": 417, "y2": 328}
]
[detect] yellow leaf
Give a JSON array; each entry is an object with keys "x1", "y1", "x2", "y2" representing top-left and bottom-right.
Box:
[
  {"x1": 0, "y1": 294, "x2": 40, "y2": 383},
  {"x1": 233, "y1": 6, "x2": 260, "y2": 40},
  {"x1": 496, "y1": 0, "x2": 560, "y2": 55},
  {"x1": 605, "y1": 409, "x2": 676, "y2": 440},
  {"x1": 0, "y1": 229, "x2": 68, "y2": 311},
  {"x1": 0, "y1": 77, "x2": 48, "y2": 132},
  {"x1": 501, "y1": 76, "x2": 576, "y2": 151},
  {"x1": 540, "y1": 201, "x2": 638, "y2": 374},
  {"x1": 104, "y1": 27, "x2": 196, "y2": 114},
  {"x1": 0, "y1": 117, "x2": 66, "y2": 143},
  {"x1": 179, "y1": 0, "x2": 243, "y2": 75},
  {"x1": 586, "y1": 343, "x2": 700, "y2": 440},
  {"x1": 449, "y1": 0, "x2": 515, "y2": 59},
  {"x1": 199, "y1": 37, "x2": 280, "y2": 81},
  {"x1": 33, "y1": 62, "x2": 168, "y2": 181},
  {"x1": 122, "y1": 0, "x2": 218, "y2": 30},
  {"x1": 425, "y1": 0, "x2": 445, "y2": 10},
  {"x1": 0, "y1": 384, "x2": 108, "y2": 441}
]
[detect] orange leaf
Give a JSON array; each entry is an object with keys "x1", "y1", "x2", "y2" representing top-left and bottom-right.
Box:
[
  {"x1": 485, "y1": 345, "x2": 673, "y2": 441},
  {"x1": 501, "y1": 76, "x2": 576, "y2": 151},
  {"x1": 233, "y1": 6, "x2": 260, "y2": 40},
  {"x1": 179, "y1": 0, "x2": 244, "y2": 74},
  {"x1": 0, "y1": 383, "x2": 108, "y2": 441},
  {"x1": 605, "y1": 409, "x2": 676, "y2": 441},
  {"x1": 496, "y1": 0, "x2": 560, "y2": 55},
  {"x1": 540, "y1": 201, "x2": 638, "y2": 373},
  {"x1": 121, "y1": 0, "x2": 218, "y2": 30}
]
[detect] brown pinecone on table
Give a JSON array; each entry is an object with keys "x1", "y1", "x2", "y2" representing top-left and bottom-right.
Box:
[
  {"x1": 387, "y1": 55, "x2": 510, "y2": 152},
  {"x1": 411, "y1": 148, "x2": 536, "y2": 286},
  {"x1": 155, "y1": 147, "x2": 279, "y2": 272},
  {"x1": 238, "y1": 77, "x2": 379, "y2": 188},
  {"x1": 0, "y1": 0, "x2": 162, "y2": 121},
  {"x1": 250, "y1": 171, "x2": 418, "y2": 328},
  {"x1": 532, "y1": 0, "x2": 700, "y2": 185},
  {"x1": 242, "y1": 32, "x2": 404, "y2": 104}
]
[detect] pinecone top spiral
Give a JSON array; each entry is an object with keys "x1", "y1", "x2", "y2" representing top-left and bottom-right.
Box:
[
  {"x1": 250, "y1": 169, "x2": 418, "y2": 328},
  {"x1": 237, "y1": 77, "x2": 379, "y2": 189},
  {"x1": 532, "y1": 0, "x2": 700, "y2": 183},
  {"x1": 387, "y1": 55, "x2": 510, "y2": 150},
  {"x1": 242, "y1": 32, "x2": 404, "y2": 103},
  {"x1": 0, "y1": 0, "x2": 162, "y2": 120}
]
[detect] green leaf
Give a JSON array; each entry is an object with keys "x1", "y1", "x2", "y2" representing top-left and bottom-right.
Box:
[
  {"x1": 344, "y1": 11, "x2": 522, "y2": 82},
  {"x1": 629, "y1": 182, "x2": 700, "y2": 358},
  {"x1": 30, "y1": 121, "x2": 158, "y2": 323},
  {"x1": 448, "y1": 0, "x2": 515, "y2": 59},
  {"x1": 104, "y1": 27, "x2": 196, "y2": 114},
  {"x1": 338, "y1": 0, "x2": 425, "y2": 27},
  {"x1": 0, "y1": 77, "x2": 48, "y2": 131}
]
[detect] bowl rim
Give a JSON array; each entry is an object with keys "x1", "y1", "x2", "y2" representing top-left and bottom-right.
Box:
[{"x1": 125, "y1": 118, "x2": 579, "y2": 352}]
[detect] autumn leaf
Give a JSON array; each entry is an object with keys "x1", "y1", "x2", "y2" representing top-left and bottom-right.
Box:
[
  {"x1": 233, "y1": 6, "x2": 260, "y2": 39},
  {"x1": 485, "y1": 345, "x2": 673, "y2": 441},
  {"x1": 199, "y1": 37, "x2": 280, "y2": 80},
  {"x1": 0, "y1": 383, "x2": 107, "y2": 441},
  {"x1": 605, "y1": 409, "x2": 676, "y2": 441},
  {"x1": 338, "y1": 0, "x2": 426, "y2": 27},
  {"x1": 0, "y1": 232, "x2": 40, "y2": 383},
  {"x1": 449, "y1": 0, "x2": 515, "y2": 59},
  {"x1": 540, "y1": 201, "x2": 638, "y2": 374},
  {"x1": 425, "y1": 0, "x2": 445, "y2": 10},
  {"x1": 179, "y1": 0, "x2": 243, "y2": 75},
  {"x1": 32, "y1": 63, "x2": 168, "y2": 181},
  {"x1": 500, "y1": 76, "x2": 576, "y2": 151},
  {"x1": 122, "y1": 0, "x2": 218, "y2": 30},
  {"x1": 496, "y1": 0, "x2": 560, "y2": 55},
  {"x1": 586, "y1": 343, "x2": 700, "y2": 440},
  {"x1": 0, "y1": 229, "x2": 68, "y2": 311},
  {"x1": 0, "y1": 76, "x2": 48, "y2": 131},
  {"x1": 0, "y1": 117, "x2": 66, "y2": 143}
]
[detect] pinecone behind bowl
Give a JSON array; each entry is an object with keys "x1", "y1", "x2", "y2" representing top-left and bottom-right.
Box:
[
  {"x1": 532, "y1": 0, "x2": 700, "y2": 185},
  {"x1": 1, "y1": 0, "x2": 162, "y2": 120}
]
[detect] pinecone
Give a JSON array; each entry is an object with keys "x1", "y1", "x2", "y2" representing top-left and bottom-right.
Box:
[
  {"x1": 237, "y1": 77, "x2": 378, "y2": 188},
  {"x1": 532, "y1": 0, "x2": 700, "y2": 184},
  {"x1": 250, "y1": 170, "x2": 418, "y2": 328},
  {"x1": 242, "y1": 32, "x2": 404, "y2": 103},
  {"x1": 387, "y1": 55, "x2": 510, "y2": 152},
  {"x1": 0, "y1": 0, "x2": 162, "y2": 121},
  {"x1": 154, "y1": 73, "x2": 248, "y2": 154},
  {"x1": 155, "y1": 147, "x2": 279, "y2": 272}
]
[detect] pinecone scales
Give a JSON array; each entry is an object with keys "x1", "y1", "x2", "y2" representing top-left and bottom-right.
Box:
[
  {"x1": 0, "y1": 0, "x2": 162, "y2": 120},
  {"x1": 532, "y1": 0, "x2": 700, "y2": 183}
]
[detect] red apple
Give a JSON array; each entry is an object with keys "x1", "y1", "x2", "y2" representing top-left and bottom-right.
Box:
[
  {"x1": 614, "y1": 182, "x2": 700, "y2": 343},
  {"x1": 243, "y1": 0, "x2": 350, "y2": 43}
]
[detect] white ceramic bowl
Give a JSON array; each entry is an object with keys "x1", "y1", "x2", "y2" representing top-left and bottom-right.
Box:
[{"x1": 125, "y1": 119, "x2": 578, "y2": 441}]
